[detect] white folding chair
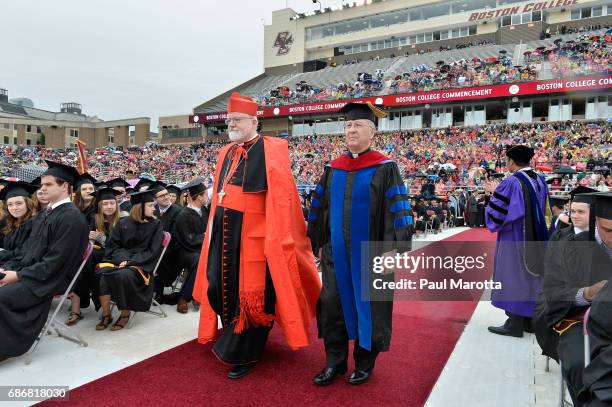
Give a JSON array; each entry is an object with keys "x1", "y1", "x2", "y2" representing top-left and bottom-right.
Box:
[
  {"x1": 122, "y1": 231, "x2": 171, "y2": 328},
  {"x1": 25, "y1": 242, "x2": 94, "y2": 365}
]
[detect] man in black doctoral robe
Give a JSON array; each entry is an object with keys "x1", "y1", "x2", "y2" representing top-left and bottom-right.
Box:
[
  {"x1": 308, "y1": 102, "x2": 413, "y2": 386},
  {"x1": 0, "y1": 161, "x2": 89, "y2": 361},
  {"x1": 150, "y1": 181, "x2": 182, "y2": 304},
  {"x1": 542, "y1": 191, "x2": 612, "y2": 406},
  {"x1": 171, "y1": 178, "x2": 209, "y2": 313},
  {"x1": 578, "y1": 192, "x2": 612, "y2": 406}
]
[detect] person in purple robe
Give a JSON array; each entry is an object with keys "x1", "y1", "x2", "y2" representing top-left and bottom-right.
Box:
[{"x1": 484, "y1": 145, "x2": 551, "y2": 337}]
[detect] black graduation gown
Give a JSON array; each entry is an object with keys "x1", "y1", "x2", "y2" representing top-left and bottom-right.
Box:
[
  {"x1": 0, "y1": 213, "x2": 46, "y2": 270},
  {"x1": 308, "y1": 156, "x2": 413, "y2": 369},
  {"x1": 73, "y1": 218, "x2": 112, "y2": 310},
  {"x1": 0, "y1": 217, "x2": 6, "y2": 248},
  {"x1": 206, "y1": 137, "x2": 276, "y2": 365},
  {"x1": 579, "y1": 278, "x2": 612, "y2": 404},
  {"x1": 0, "y1": 202, "x2": 89, "y2": 358},
  {"x1": 98, "y1": 217, "x2": 163, "y2": 312},
  {"x1": 534, "y1": 226, "x2": 577, "y2": 360},
  {"x1": 0, "y1": 218, "x2": 34, "y2": 264},
  {"x1": 155, "y1": 204, "x2": 183, "y2": 287},
  {"x1": 119, "y1": 200, "x2": 132, "y2": 213}
]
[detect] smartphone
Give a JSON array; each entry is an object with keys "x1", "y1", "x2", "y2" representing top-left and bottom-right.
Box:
[{"x1": 0, "y1": 272, "x2": 5, "y2": 280}]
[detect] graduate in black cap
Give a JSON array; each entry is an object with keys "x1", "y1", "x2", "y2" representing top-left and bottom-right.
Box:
[
  {"x1": 95, "y1": 188, "x2": 163, "y2": 331},
  {"x1": 540, "y1": 191, "x2": 612, "y2": 405},
  {"x1": 308, "y1": 102, "x2": 413, "y2": 385},
  {"x1": 0, "y1": 160, "x2": 89, "y2": 361},
  {"x1": 73, "y1": 172, "x2": 98, "y2": 225},
  {"x1": 169, "y1": 178, "x2": 210, "y2": 313},
  {"x1": 150, "y1": 181, "x2": 183, "y2": 304},
  {"x1": 66, "y1": 187, "x2": 123, "y2": 326},
  {"x1": 548, "y1": 195, "x2": 570, "y2": 236},
  {"x1": 0, "y1": 182, "x2": 37, "y2": 263},
  {"x1": 134, "y1": 177, "x2": 154, "y2": 192},
  {"x1": 484, "y1": 144, "x2": 551, "y2": 337},
  {"x1": 107, "y1": 177, "x2": 132, "y2": 214},
  {"x1": 579, "y1": 192, "x2": 612, "y2": 406},
  {"x1": 166, "y1": 185, "x2": 182, "y2": 206}
]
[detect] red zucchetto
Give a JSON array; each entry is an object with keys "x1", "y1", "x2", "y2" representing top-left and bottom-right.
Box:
[{"x1": 227, "y1": 92, "x2": 257, "y2": 116}]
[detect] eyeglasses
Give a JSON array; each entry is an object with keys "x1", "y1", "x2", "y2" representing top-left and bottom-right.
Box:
[
  {"x1": 155, "y1": 192, "x2": 169, "y2": 199},
  {"x1": 224, "y1": 117, "x2": 250, "y2": 125}
]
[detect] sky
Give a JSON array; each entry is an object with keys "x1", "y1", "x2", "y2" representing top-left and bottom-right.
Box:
[{"x1": 0, "y1": 0, "x2": 349, "y2": 129}]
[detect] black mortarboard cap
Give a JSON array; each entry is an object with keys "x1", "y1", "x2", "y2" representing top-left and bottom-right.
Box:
[
  {"x1": 31, "y1": 177, "x2": 41, "y2": 188},
  {"x1": 129, "y1": 189, "x2": 157, "y2": 206},
  {"x1": 134, "y1": 178, "x2": 155, "y2": 191},
  {"x1": 43, "y1": 160, "x2": 80, "y2": 185},
  {"x1": 505, "y1": 145, "x2": 534, "y2": 163},
  {"x1": 107, "y1": 177, "x2": 130, "y2": 189},
  {"x1": 0, "y1": 181, "x2": 38, "y2": 201},
  {"x1": 148, "y1": 181, "x2": 167, "y2": 194},
  {"x1": 0, "y1": 178, "x2": 10, "y2": 186},
  {"x1": 594, "y1": 192, "x2": 612, "y2": 220},
  {"x1": 338, "y1": 102, "x2": 387, "y2": 124},
  {"x1": 572, "y1": 192, "x2": 599, "y2": 205},
  {"x1": 550, "y1": 195, "x2": 569, "y2": 207},
  {"x1": 570, "y1": 186, "x2": 597, "y2": 200},
  {"x1": 182, "y1": 177, "x2": 207, "y2": 197},
  {"x1": 75, "y1": 172, "x2": 98, "y2": 189},
  {"x1": 90, "y1": 187, "x2": 122, "y2": 203},
  {"x1": 166, "y1": 185, "x2": 181, "y2": 197}
]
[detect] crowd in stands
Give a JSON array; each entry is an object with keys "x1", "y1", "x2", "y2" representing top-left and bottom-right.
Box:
[
  {"x1": 257, "y1": 31, "x2": 609, "y2": 107},
  {"x1": 2, "y1": 121, "x2": 609, "y2": 199}
]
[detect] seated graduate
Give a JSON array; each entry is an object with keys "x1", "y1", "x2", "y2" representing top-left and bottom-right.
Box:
[
  {"x1": 578, "y1": 193, "x2": 612, "y2": 406},
  {"x1": 106, "y1": 177, "x2": 132, "y2": 214},
  {"x1": 149, "y1": 181, "x2": 182, "y2": 304},
  {"x1": 0, "y1": 182, "x2": 38, "y2": 264},
  {"x1": 73, "y1": 173, "x2": 98, "y2": 225},
  {"x1": 66, "y1": 187, "x2": 122, "y2": 326},
  {"x1": 166, "y1": 185, "x2": 182, "y2": 206},
  {"x1": 542, "y1": 191, "x2": 612, "y2": 406},
  {"x1": 170, "y1": 178, "x2": 209, "y2": 313},
  {"x1": 0, "y1": 161, "x2": 89, "y2": 362},
  {"x1": 96, "y1": 188, "x2": 164, "y2": 332}
]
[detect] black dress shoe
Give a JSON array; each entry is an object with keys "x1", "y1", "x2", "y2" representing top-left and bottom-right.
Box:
[
  {"x1": 488, "y1": 318, "x2": 523, "y2": 337},
  {"x1": 348, "y1": 370, "x2": 371, "y2": 385},
  {"x1": 227, "y1": 362, "x2": 256, "y2": 379},
  {"x1": 313, "y1": 366, "x2": 347, "y2": 386}
]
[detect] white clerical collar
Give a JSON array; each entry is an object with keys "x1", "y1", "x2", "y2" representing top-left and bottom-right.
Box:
[
  {"x1": 49, "y1": 196, "x2": 72, "y2": 210},
  {"x1": 238, "y1": 133, "x2": 259, "y2": 146}
]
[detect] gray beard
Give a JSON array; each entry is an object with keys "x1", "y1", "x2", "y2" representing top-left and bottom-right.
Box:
[{"x1": 228, "y1": 130, "x2": 245, "y2": 142}]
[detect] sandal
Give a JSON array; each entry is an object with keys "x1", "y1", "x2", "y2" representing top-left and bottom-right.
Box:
[
  {"x1": 111, "y1": 314, "x2": 130, "y2": 331},
  {"x1": 95, "y1": 314, "x2": 113, "y2": 331},
  {"x1": 65, "y1": 311, "x2": 83, "y2": 326}
]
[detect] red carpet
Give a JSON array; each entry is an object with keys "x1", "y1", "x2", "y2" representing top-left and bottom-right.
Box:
[{"x1": 41, "y1": 228, "x2": 496, "y2": 407}]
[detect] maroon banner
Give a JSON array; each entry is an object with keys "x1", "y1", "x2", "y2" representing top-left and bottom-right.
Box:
[{"x1": 190, "y1": 75, "x2": 612, "y2": 124}]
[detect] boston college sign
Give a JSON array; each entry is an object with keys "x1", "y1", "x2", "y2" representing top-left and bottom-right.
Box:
[{"x1": 469, "y1": 0, "x2": 578, "y2": 21}]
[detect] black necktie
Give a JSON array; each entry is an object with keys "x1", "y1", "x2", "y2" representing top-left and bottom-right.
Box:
[{"x1": 44, "y1": 206, "x2": 53, "y2": 222}]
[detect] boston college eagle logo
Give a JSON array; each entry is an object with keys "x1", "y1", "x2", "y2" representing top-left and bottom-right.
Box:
[{"x1": 273, "y1": 31, "x2": 294, "y2": 56}]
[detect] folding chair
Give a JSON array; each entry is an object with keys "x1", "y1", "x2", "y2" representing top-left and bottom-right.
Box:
[
  {"x1": 25, "y1": 242, "x2": 94, "y2": 365},
  {"x1": 557, "y1": 307, "x2": 591, "y2": 407},
  {"x1": 119, "y1": 231, "x2": 171, "y2": 328}
]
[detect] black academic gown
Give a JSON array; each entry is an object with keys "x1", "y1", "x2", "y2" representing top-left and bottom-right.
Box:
[
  {"x1": 98, "y1": 217, "x2": 163, "y2": 312},
  {"x1": 542, "y1": 232, "x2": 612, "y2": 404},
  {"x1": 73, "y1": 218, "x2": 112, "y2": 310},
  {"x1": 308, "y1": 153, "x2": 413, "y2": 371},
  {"x1": 119, "y1": 200, "x2": 132, "y2": 213},
  {"x1": 579, "y1": 278, "x2": 612, "y2": 405},
  {"x1": 0, "y1": 213, "x2": 46, "y2": 270},
  {"x1": 154, "y1": 203, "x2": 182, "y2": 288},
  {"x1": 535, "y1": 226, "x2": 578, "y2": 361},
  {"x1": 0, "y1": 202, "x2": 89, "y2": 358},
  {"x1": 0, "y1": 218, "x2": 34, "y2": 264},
  {"x1": 171, "y1": 205, "x2": 208, "y2": 299},
  {"x1": 206, "y1": 137, "x2": 276, "y2": 365}
]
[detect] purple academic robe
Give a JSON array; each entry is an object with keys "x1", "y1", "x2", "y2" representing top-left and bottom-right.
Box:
[{"x1": 485, "y1": 171, "x2": 547, "y2": 317}]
